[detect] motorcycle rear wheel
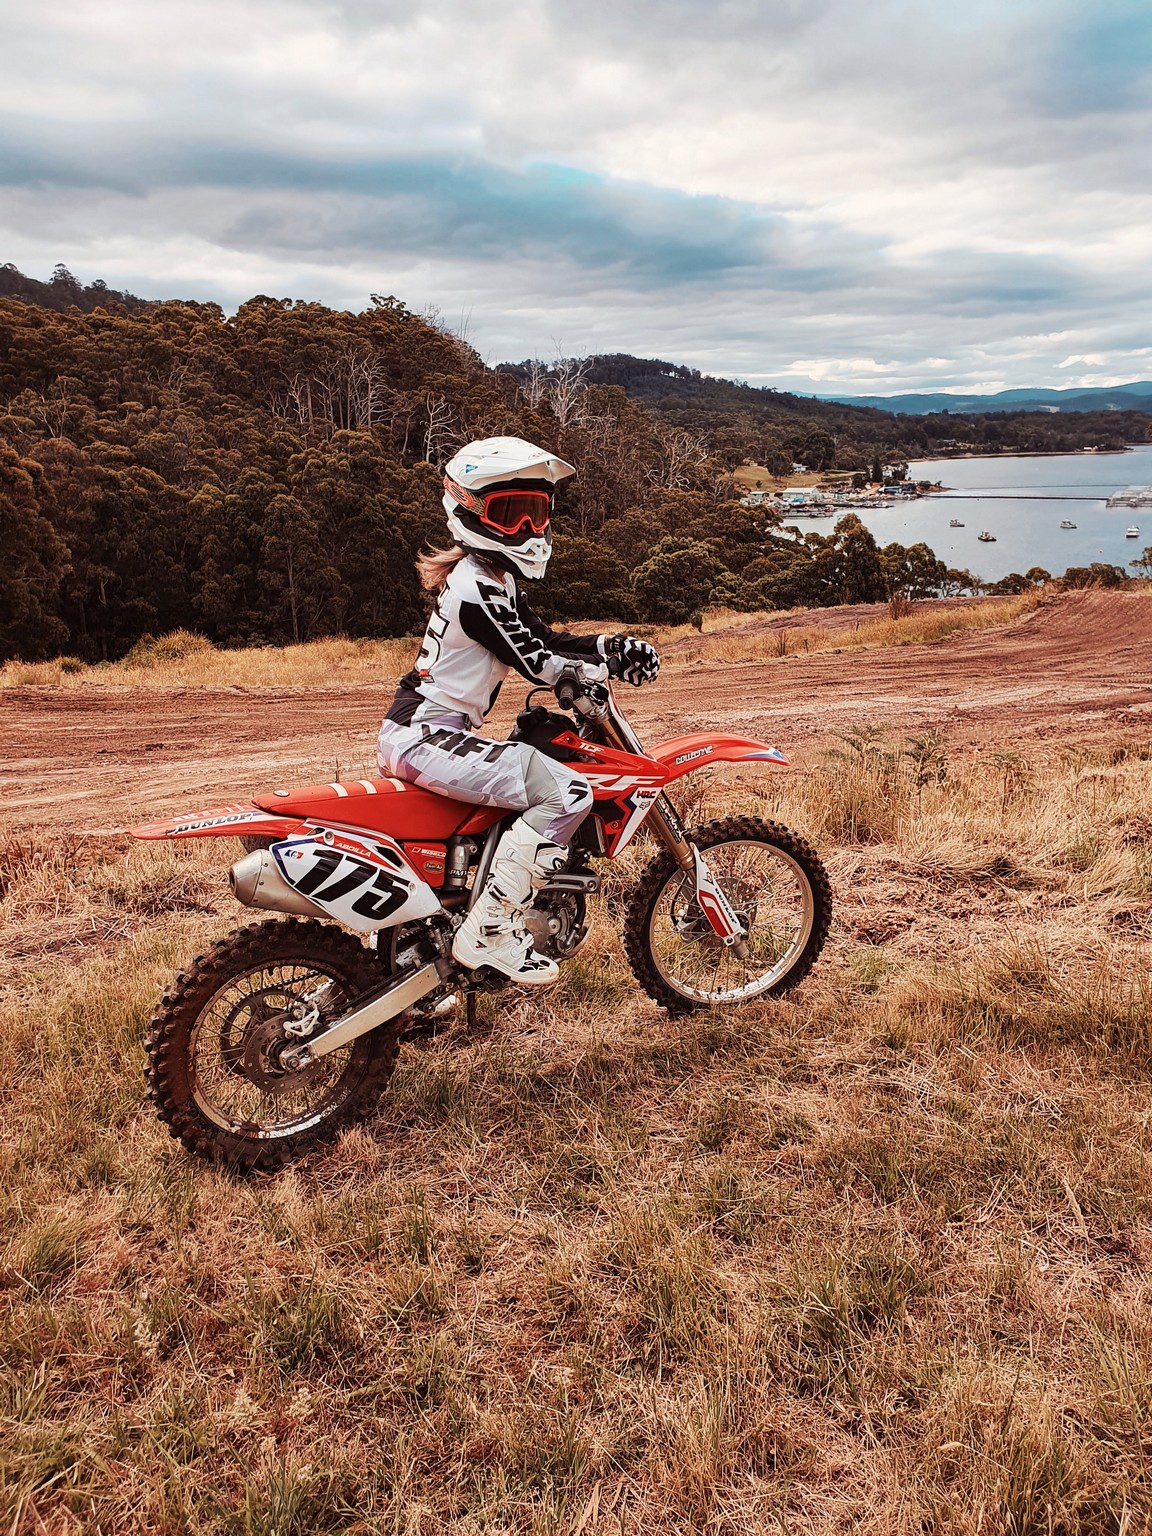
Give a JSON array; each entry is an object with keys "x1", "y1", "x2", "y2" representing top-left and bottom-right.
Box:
[
  {"x1": 624, "y1": 816, "x2": 832, "y2": 1013},
  {"x1": 145, "y1": 919, "x2": 398, "y2": 1171}
]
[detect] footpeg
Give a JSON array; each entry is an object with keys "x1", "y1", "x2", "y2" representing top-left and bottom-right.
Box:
[{"x1": 543, "y1": 872, "x2": 600, "y2": 895}]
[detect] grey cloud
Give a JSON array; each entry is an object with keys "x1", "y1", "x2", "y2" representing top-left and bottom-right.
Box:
[
  {"x1": 1, "y1": 0, "x2": 1150, "y2": 391},
  {"x1": 0, "y1": 120, "x2": 887, "y2": 292}
]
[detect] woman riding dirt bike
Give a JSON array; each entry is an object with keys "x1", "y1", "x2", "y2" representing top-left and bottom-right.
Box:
[{"x1": 132, "y1": 439, "x2": 832, "y2": 1169}]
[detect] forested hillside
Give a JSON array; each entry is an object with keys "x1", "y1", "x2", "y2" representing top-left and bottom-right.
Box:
[
  {"x1": 0, "y1": 289, "x2": 999, "y2": 664},
  {"x1": 0, "y1": 292, "x2": 707, "y2": 662},
  {"x1": 5, "y1": 279, "x2": 1143, "y2": 665},
  {"x1": 508, "y1": 354, "x2": 1151, "y2": 471},
  {"x1": 0, "y1": 262, "x2": 150, "y2": 315}
]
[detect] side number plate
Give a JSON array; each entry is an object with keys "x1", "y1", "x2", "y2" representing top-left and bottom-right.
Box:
[{"x1": 273, "y1": 835, "x2": 441, "y2": 933}]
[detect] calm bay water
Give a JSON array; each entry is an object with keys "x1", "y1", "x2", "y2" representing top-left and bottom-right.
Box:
[{"x1": 787, "y1": 445, "x2": 1152, "y2": 582}]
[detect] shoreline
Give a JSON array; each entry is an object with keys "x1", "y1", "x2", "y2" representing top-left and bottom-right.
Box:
[
  {"x1": 910, "y1": 445, "x2": 1140, "y2": 465},
  {"x1": 846, "y1": 442, "x2": 1152, "y2": 583}
]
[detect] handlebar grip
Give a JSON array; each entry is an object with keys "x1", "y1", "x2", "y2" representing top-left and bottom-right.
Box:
[{"x1": 555, "y1": 675, "x2": 579, "y2": 710}]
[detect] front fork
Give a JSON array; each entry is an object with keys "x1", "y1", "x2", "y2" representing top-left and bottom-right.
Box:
[
  {"x1": 597, "y1": 713, "x2": 750, "y2": 958},
  {"x1": 644, "y1": 798, "x2": 750, "y2": 955}
]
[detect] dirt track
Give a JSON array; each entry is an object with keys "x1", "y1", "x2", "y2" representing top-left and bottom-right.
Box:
[{"x1": 3, "y1": 589, "x2": 1151, "y2": 835}]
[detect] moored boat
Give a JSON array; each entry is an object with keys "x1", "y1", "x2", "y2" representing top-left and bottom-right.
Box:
[
  {"x1": 1060, "y1": 519, "x2": 1076, "y2": 529},
  {"x1": 977, "y1": 530, "x2": 996, "y2": 542},
  {"x1": 1126, "y1": 525, "x2": 1140, "y2": 538},
  {"x1": 949, "y1": 518, "x2": 964, "y2": 527}
]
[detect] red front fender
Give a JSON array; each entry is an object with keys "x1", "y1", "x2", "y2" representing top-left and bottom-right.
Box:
[{"x1": 649, "y1": 733, "x2": 789, "y2": 784}]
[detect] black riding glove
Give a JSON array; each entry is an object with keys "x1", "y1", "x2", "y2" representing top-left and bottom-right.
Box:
[{"x1": 605, "y1": 635, "x2": 661, "y2": 686}]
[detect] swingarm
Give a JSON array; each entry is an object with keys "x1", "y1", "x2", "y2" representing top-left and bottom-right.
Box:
[{"x1": 281, "y1": 960, "x2": 445, "y2": 1069}]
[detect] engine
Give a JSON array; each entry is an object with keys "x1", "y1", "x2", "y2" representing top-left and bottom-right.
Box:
[{"x1": 523, "y1": 889, "x2": 590, "y2": 959}]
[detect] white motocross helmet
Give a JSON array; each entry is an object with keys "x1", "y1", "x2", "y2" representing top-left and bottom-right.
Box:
[{"x1": 442, "y1": 436, "x2": 575, "y2": 580}]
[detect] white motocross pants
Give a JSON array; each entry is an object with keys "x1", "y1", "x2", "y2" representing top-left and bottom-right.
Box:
[{"x1": 376, "y1": 714, "x2": 594, "y2": 844}]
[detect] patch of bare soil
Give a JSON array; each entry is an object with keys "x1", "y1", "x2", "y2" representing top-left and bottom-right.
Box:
[{"x1": 1, "y1": 589, "x2": 1149, "y2": 835}]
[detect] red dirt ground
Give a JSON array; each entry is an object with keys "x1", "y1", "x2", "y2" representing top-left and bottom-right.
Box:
[{"x1": 3, "y1": 590, "x2": 1150, "y2": 836}]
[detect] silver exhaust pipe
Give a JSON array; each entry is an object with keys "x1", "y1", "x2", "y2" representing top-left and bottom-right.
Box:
[{"x1": 230, "y1": 849, "x2": 328, "y2": 919}]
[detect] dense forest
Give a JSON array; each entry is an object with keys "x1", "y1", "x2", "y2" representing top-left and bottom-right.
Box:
[
  {"x1": 1, "y1": 270, "x2": 1147, "y2": 663},
  {"x1": 501, "y1": 354, "x2": 1151, "y2": 472}
]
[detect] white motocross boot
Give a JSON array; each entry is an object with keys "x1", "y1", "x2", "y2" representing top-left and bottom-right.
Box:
[{"x1": 452, "y1": 820, "x2": 567, "y2": 985}]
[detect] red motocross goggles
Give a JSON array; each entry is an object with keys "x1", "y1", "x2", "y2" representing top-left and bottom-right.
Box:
[{"x1": 444, "y1": 476, "x2": 551, "y2": 536}]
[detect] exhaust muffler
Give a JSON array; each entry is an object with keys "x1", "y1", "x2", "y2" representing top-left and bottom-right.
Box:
[{"x1": 229, "y1": 849, "x2": 328, "y2": 919}]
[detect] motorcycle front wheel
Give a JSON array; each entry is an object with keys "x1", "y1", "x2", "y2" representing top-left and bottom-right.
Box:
[
  {"x1": 623, "y1": 816, "x2": 832, "y2": 1013},
  {"x1": 145, "y1": 919, "x2": 399, "y2": 1171}
]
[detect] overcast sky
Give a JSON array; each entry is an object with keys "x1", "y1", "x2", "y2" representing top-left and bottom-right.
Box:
[{"x1": 1, "y1": 0, "x2": 1150, "y2": 393}]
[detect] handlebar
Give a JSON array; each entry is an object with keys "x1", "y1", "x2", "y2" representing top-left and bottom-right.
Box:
[
  {"x1": 555, "y1": 670, "x2": 581, "y2": 711},
  {"x1": 553, "y1": 665, "x2": 611, "y2": 717},
  {"x1": 551, "y1": 667, "x2": 650, "y2": 760}
]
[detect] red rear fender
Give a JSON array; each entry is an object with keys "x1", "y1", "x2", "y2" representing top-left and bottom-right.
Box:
[
  {"x1": 130, "y1": 804, "x2": 308, "y2": 841},
  {"x1": 650, "y1": 733, "x2": 789, "y2": 784}
]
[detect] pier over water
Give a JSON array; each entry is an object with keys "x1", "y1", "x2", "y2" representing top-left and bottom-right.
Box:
[{"x1": 1106, "y1": 486, "x2": 1152, "y2": 508}]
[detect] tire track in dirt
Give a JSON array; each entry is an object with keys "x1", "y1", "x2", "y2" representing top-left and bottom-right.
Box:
[{"x1": 3, "y1": 590, "x2": 1150, "y2": 834}]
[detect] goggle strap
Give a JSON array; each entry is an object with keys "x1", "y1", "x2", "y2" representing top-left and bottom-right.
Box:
[{"x1": 444, "y1": 475, "x2": 482, "y2": 513}]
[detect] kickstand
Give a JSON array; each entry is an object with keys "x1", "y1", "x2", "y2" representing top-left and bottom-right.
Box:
[{"x1": 465, "y1": 991, "x2": 478, "y2": 1032}]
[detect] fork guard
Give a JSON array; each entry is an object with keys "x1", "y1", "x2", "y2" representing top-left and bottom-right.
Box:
[{"x1": 690, "y1": 843, "x2": 749, "y2": 951}]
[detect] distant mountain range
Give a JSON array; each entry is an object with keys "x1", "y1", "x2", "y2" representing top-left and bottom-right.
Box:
[
  {"x1": 553, "y1": 355, "x2": 1149, "y2": 458},
  {"x1": 821, "y1": 382, "x2": 1152, "y2": 415}
]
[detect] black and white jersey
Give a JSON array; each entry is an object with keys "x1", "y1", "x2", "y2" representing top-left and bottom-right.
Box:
[{"x1": 387, "y1": 555, "x2": 604, "y2": 729}]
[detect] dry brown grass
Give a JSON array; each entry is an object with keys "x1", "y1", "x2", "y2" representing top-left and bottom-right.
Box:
[
  {"x1": 731, "y1": 464, "x2": 829, "y2": 490},
  {"x1": 2, "y1": 723, "x2": 1152, "y2": 1532},
  {"x1": 0, "y1": 633, "x2": 417, "y2": 691},
  {"x1": 660, "y1": 591, "x2": 1044, "y2": 667},
  {"x1": 0, "y1": 594, "x2": 1046, "y2": 694}
]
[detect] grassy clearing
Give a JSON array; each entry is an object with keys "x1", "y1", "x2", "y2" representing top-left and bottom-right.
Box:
[
  {"x1": 0, "y1": 592, "x2": 1061, "y2": 693},
  {"x1": 732, "y1": 464, "x2": 829, "y2": 490},
  {"x1": 2, "y1": 727, "x2": 1152, "y2": 1531}
]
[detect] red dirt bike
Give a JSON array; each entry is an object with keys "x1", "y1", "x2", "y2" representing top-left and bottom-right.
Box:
[{"x1": 132, "y1": 670, "x2": 832, "y2": 1169}]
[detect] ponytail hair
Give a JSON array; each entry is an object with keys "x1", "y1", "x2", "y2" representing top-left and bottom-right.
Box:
[{"x1": 416, "y1": 544, "x2": 468, "y2": 594}]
